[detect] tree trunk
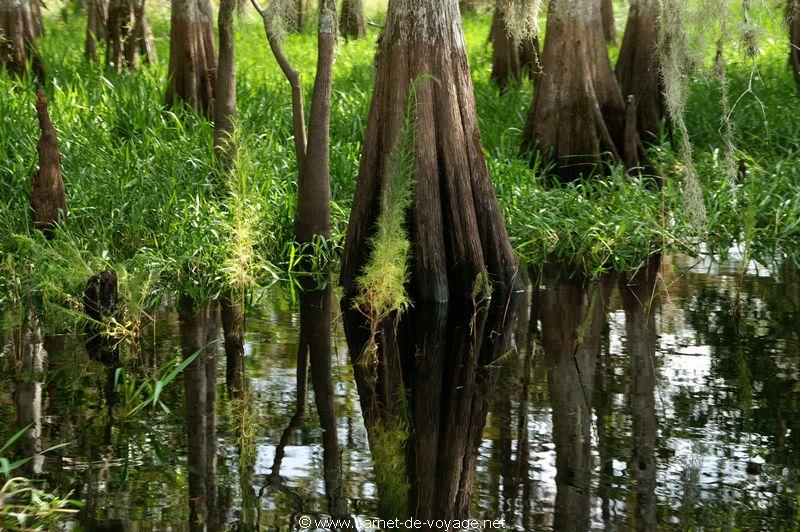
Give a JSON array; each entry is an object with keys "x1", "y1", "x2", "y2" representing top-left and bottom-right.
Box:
[
  {"x1": 31, "y1": 91, "x2": 67, "y2": 239},
  {"x1": 340, "y1": 0, "x2": 366, "y2": 40},
  {"x1": 252, "y1": 0, "x2": 336, "y2": 243},
  {"x1": 342, "y1": 0, "x2": 520, "y2": 303},
  {"x1": 616, "y1": 0, "x2": 664, "y2": 143},
  {"x1": 131, "y1": 0, "x2": 156, "y2": 64},
  {"x1": 521, "y1": 0, "x2": 646, "y2": 181},
  {"x1": 166, "y1": 0, "x2": 216, "y2": 115},
  {"x1": 789, "y1": 0, "x2": 800, "y2": 88},
  {"x1": 214, "y1": 0, "x2": 236, "y2": 158},
  {"x1": 294, "y1": 0, "x2": 336, "y2": 242},
  {"x1": 601, "y1": 0, "x2": 615, "y2": 44},
  {"x1": 0, "y1": 0, "x2": 45, "y2": 78},
  {"x1": 490, "y1": 5, "x2": 521, "y2": 89},
  {"x1": 106, "y1": 0, "x2": 133, "y2": 69},
  {"x1": 84, "y1": 0, "x2": 107, "y2": 63}
]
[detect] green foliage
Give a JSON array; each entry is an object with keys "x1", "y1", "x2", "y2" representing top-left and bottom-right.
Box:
[
  {"x1": 1, "y1": 6, "x2": 799, "y2": 338},
  {"x1": 0, "y1": 477, "x2": 81, "y2": 531},
  {"x1": 354, "y1": 79, "x2": 419, "y2": 320},
  {"x1": 368, "y1": 420, "x2": 410, "y2": 518}
]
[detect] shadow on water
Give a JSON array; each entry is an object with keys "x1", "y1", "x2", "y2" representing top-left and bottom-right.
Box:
[{"x1": 3, "y1": 255, "x2": 800, "y2": 529}]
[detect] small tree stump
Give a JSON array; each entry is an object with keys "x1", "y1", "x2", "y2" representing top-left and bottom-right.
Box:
[
  {"x1": 30, "y1": 91, "x2": 67, "y2": 239},
  {"x1": 84, "y1": 269, "x2": 119, "y2": 362}
]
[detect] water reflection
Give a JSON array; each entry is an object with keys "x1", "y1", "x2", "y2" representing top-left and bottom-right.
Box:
[
  {"x1": 3, "y1": 257, "x2": 800, "y2": 529},
  {"x1": 538, "y1": 270, "x2": 611, "y2": 531},
  {"x1": 344, "y1": 291, "x2": 520, "y2": 525},
  {"x1": 13, "y1": 315, "x2": 47, "y2": 476},
  {"x1": 620, "y1": 258, "x2": 660, "y2": 532},
  {"x1": 179, "y1": 298, "x2": 221, "y2": 531}
]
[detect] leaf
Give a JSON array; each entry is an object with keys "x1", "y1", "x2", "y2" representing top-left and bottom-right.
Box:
[{"x1": 0, "y1": 423, "x2": 33, "y2": 454}]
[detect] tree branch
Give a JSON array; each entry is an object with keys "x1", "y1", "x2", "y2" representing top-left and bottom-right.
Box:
[{"x1": 251, "y1": 0, "x2": 308, "y2": 166}]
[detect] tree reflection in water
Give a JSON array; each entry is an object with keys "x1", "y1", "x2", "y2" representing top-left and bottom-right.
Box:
[{"x1": 344, "y1": 289, "x2": 520, "y2": 527}]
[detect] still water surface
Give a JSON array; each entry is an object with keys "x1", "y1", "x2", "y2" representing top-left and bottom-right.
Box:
[{"x1": 1, "y1": 254, "x2": 799, "y2": 530}]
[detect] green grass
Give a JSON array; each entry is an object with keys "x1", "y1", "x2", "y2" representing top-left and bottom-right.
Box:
[{"x1": 1, "y1": 4, "x2": 799, "y2": 330}]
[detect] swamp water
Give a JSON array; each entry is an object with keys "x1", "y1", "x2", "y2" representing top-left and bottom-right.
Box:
[{"x1": 1, "y1": 254, "x2": 799, "y2": 530}]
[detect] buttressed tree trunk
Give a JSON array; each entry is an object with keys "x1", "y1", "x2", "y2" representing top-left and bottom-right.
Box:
[
  {"x1": 251, "y1": 0, "x2": 337, "y2": 243},
  {"x1": 31, "y1": 91, "x2": 67, "y2": 239},
  {"x1": 166, "y1": 0, "x2": 217, "y2": 115},
  {"x1": 340, "y1": 0, "x2": 365, "y2": 39},
  {"x1": 342, "y1": 0, "x2": 520, "y2": 303},
  {"x1": 789, "y1": 0, "x2": 800, "y2": 88},
  {"x1": 600, "y1": 0, "x2": 615, "y2": 44},
  {"x1": 616, "y1": 0, "x2": 664, "y2": 143},
  {"x1": 84, "y1": 0, "x2": 107, "y2": 63},
  {"x1": 490, "y1": 2, "x2": 540, "y2": 89},
  {"x1": 0, "y1": 0, "x2": 45, "y2": 78},
  {"x1": 521, "y1": 0, "x2": 647, "y2": 181}
]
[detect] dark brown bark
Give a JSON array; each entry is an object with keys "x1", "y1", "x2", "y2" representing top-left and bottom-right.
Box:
[
  {"x1": 84, "y1": 0, "x2": 107, "y2": 63},
  {"x1": 340, "y1": 0, "x2": 366, "y2": 40},
  {"x1": 251, "y1": 0, "x2": 336, "y2": 242},
  {"x1": 615, "y1": 0, "x2": 664, "y2": 144},
  {"x1": 521, "y1": 0, "x2": 646, "y2": 181},
  {"x1": 342, "y1": 0, "x2": 520, "y2": 303},
  {"x1": 601, "y1": 0, "x2": 615, "y2": 44},
  {"x1": 490, "y1": 6, "x2": 520, "y2": 89},
  {"x1": 343, "y1": 292, "x2": 519, "y2": 523},
  {"x1": 789, "y1": 0, "x2": 800, "y2": 87},
  {"x1": 0, "y1": 0, "x2": 45, "y2": 78},
  {"x1": 31, "y1": 91, "x2": 67, "y2": 239},
  {"x1": 489, "y1": 5, "x2": 541, "y2": 88},
  {"x1": 214, "y1": 0, "x2": 237, "y2": 159},
  {"x1": 220, "y1": 294, "x2": 244, "y2": 394},
  {"x1": 166, "y1": 0, "x2": 216, "y2": 115}
]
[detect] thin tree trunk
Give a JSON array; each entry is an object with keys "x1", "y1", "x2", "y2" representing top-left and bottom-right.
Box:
[
  {"x1": 295, "y1": 0, "x2": 336, "y2": 241},
  {"x1": 616, "y1": 0, "x2": 664, "y2": 143},
  {"x1": 166, "y1": 0, "x2": 216, "y2": 115},
  {"x1": 131, "y1": 0, "x2": 156, "y2": 64},
  {"x1": 601, "y1": 0, "x2": 615, "y2": 44},
  {"x1": 789, "y1": 0, "x2": 800, "y2": 88},
  {"x1": 342, "y1": 0, "x2": 520, "y2": 303},
  {"x1": 214, "y1": 0, "x2": 236, "y2": 158},
  {"x1": 340, "y1": 0, "x2": 365, "y2": 40},
  {"x1": 84, "y1": 0, "x2": 107, "y2": 62},
  {"x1": 0, "y1": 0, "x2": 45, "y2": 78},
  {"x1": 31, "y1": 91, "x2": 67, "y2": 239},
  {"x1": 251, "y1": 0, "x2": 336, "y2": 243},
  {"x1": 521, "y1": 0, "x2": 647, "y2": 181}
]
